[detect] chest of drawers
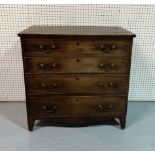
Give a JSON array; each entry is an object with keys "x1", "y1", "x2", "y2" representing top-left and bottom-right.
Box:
[{"x1": 18, "y1": 26, "x2": 135, "y2": 131}]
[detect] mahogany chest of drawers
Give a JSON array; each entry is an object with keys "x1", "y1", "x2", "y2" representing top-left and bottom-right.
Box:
[{"x1": 18, "y1": 26, "x2": 136, "y2": 131}]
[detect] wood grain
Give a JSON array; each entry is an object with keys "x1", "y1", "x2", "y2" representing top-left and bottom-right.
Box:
[
  {"x1": 24, "y1": 57, "x2": 130, "y2": 74},
  {"x1": 22, "y1": 38, "x2": 132, "y2": 57},
  {"x1": 18, "y1": 26, "x2": 135, "y2": 131},
  {"x1": 18, "y1": 25, "x2": 136, "y2": 37},
  {"x1": 26, "y1": 74, "x2": 128, "y2": 95},
  {"x1": 27, "y1": 96, "x2": 126, "y2": 117}
]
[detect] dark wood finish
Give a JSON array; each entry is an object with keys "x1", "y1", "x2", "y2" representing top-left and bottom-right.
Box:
[
  {"x1": 22, "y1": 38, "x2": 132, "y2": 57},
  {"x1": 27, "y1": 96, "x2": 126, "y2": 117},
  {"x1": 27, "y1": 118, "x2": 35, "y2": 131},
  {"x1": 24, "y1": 57, "x2": 130, "y2": 74},
  {"x1": 18, "y1": 25, "x2": 136, "y2": 37},
  {"x1": 119, "y1": 115, "x2": 126, "y2": 129},
  {"x1": 18, "y1": 26, "x2": 135, "y2": 131},
  {"x1": 26, "y1": 75, "x2": 128, "y2": 95}
]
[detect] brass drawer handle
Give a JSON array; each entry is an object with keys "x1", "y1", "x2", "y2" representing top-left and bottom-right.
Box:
[
  {"x1": 41, "y1": 83, "x2": 58, "y2": 90},
  {"x1": 100, "y1": 44, "x2": 106, "y2": 50},
  {"x1": 98, "y1": 44, "x2": 117, "y2": 53},
  {"x1": 39, "y1": 44, "x2": 56, "y2": 51},
  {"x1": 38, "y1": 62, "x2": 57, "y2": 70},
  {"x1": 111, "y1": 45, "x2": 117, "y2": 50},
  {"x1": 98, "y1": 63, "x2": 115, "y2": 71},
  {"x1": 42, "y1": 105, "x2": 57, "y2": 113},
  {"x1": 98, "y1": 82, "x2": 114, "y2": 89},
  {"x1": 39, "y1": 45, "x2": 45, "y2": 50},
  {"x1": 98, "y1": 104, "x2": 113, "y2": 112}
]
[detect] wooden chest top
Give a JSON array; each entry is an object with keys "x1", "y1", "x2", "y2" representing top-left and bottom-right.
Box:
[{"x1": 18, "y1": 25, "x2": 136, "y2": 37}]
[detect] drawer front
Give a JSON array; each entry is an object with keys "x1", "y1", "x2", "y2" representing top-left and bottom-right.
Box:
[
  {"x1": 22, "y1": 39, "x2": 131, "y2": 56},
  {"x1": 24, "y1": 57, "x2": 129, "y2": 74},
  {"x1": 26, "y1": 75, "x2": 128, "y2": 95},
  {"x1": 27, "y1": 96, "x2": 126, "y2": 117}
]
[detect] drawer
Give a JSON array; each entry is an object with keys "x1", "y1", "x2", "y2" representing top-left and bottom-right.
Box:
[
  {"x1": 26, "y1": 75, "x2": 128, "y2": 95},
  {"x1": 24, "y1": 57, "x2": 129, "y2": 74},
  {"x1": 27, "y1": 96, "x2": 126, "y2": 117},
  {"x1": 22, "y1": 39, "x2": 131, "y2": 56}
]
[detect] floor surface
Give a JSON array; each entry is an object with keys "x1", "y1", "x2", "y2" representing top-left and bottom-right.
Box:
[{"x1": 0, "y1": 101, "x2": 155, "y2": 151}]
